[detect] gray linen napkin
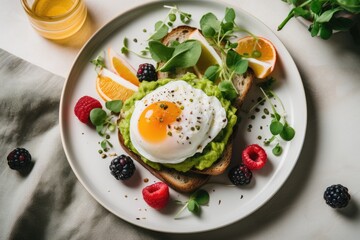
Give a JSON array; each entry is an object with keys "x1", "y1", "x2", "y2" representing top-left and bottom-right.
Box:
[{"x1": 0, "y1": 49, "x2": 158, "y2": 240}]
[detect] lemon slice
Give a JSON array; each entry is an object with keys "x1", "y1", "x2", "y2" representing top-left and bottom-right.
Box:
[
  {"x1": 188, "y1": 29, "x2": 222, "y2": 77},
  {"x1": 96, "y1": 68, "x2": 138, "y2": 101}
]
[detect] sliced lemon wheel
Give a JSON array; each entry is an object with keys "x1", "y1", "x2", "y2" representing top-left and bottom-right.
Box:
[{"x1": 96, "y1": 68, "x2": 138, "y2": 102}]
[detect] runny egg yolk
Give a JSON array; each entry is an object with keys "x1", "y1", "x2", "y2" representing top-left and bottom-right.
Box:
[{"x1": 138, "y1": 101, "x2": 181, "y2": 142}]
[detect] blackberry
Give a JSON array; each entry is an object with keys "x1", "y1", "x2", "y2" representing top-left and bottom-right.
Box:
[
  {"x1": 136, "y1": 63, "x2": 158, "y2": 82},
  {"x1": 324, "y1": 184, "x2": 351, "y2": 208},
  {"x1": 228, "y1": 164, "x2": 252, "y2": 185},
  {"x1": 7, "y1": 148, "x2": 32, "y2": 170},
  {"x1": 109, "y1": 155, "x2": 136, "y2": 180}
]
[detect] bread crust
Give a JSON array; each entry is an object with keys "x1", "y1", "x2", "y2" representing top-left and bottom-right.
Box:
[{"x1": 117, "y1": 26, "x2": 254, "y2": 192}]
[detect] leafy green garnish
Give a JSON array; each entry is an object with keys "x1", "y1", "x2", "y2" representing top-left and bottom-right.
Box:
[
  {"x1": 148, "y1": 5, "x2": 192, "y2": 40},
  {"x1": 105, "y1": 100, "x2": 123, "y2": 114},
  {"x1": 278, "y1": 0, "x2": 360, "y2": 40},
  {"x1": 253, "y1": 78, "x2": 296, "y2": 155},
  {"x1": 174, "y1": 189, "x2": 210, "y2": 219},
  {"x1": 199, "y1": 8, "x2": 254, "y2": 101},
  {"x1": 151, "y1": 40, "x2": 202, "y2": 72},
  {"x1": 90, "y1": 53, "x2": 105, "y2": 72},
  {"x1": 89, "y1": 100, "x2": 123, "y2": 150}
]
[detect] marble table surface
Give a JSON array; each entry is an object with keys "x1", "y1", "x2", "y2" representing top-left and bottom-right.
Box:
[{"x1": 1, "y1": 0, "x2": 360, "y2": 239}]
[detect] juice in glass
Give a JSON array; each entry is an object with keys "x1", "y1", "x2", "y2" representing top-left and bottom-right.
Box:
[{"x1": 21, "y1": 0, "x2": 87, "y2": 40}]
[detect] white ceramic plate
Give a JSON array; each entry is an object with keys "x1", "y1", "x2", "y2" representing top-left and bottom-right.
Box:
[{"x1": 60, "y1": 0, "x2": 307, "y2": 233}]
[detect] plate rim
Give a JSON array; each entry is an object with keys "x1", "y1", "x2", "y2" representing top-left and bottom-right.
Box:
[{"x1": 59, "y1": 0, "x2": 307, "y2": 233}]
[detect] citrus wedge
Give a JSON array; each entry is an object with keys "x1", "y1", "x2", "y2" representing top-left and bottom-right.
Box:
[
  {"x1": 107, "y1": 48, "x2": 140, "y2": 86},
  {"x1": 96, "y1": 68, "x2": 138, "y2": 102},
  {"x1": 235, "y1": 36, "x2": 277, "y2": 79},
  {"x1": 188, "y1": 29, "x2": 222, "y2": 77}
]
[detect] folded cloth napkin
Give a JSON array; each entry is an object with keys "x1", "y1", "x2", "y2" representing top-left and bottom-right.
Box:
[{"x1": 0, "y1": 49, "x2": 158, "y2": 240}]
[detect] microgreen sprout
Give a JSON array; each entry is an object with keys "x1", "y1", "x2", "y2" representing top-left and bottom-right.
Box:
[
  {"x1": 90, "y1": 100, "x2": 123, "y2": 150},
  {"x1": 149, "y1": 5, "x2": 192, "y2": 41},
  {"x1": 174, "y1": 189, "x2": 209, "y2": 219},
  {"x1": 251, "y1": 78, "x2": 295, "y2": 155},
  {"x1": 90, "y1": 53, "x2": 106, "y2": 73},
  {"x1": 121, "y1": 38, "x2": 152, "y2": 58},
  {"x1": 200, "y1": 8, "x2": 256, "y2": 101}
]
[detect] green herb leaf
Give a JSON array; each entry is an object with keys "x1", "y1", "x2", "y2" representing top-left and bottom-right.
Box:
[
  {"x1": 121, "y1": 38, "x2": 129, "y2": 54},
  {"x1": 204, "y1": 65, "x2": 220, "y2": 82},
  {"x1": 293, "y1": 7, "x2": 311, "y2": 19},
  {"x1": 272, "y1": 143, "x2": 283, "y2": 156},
  {"x1": 218, "y1": 80, "x2": 238, "y2": 101},
  {"x1": 90, "y1": 54, "x2": 105, "y2": 70},
  {"x1": 148, "y1": 41, "x2": 175, "y2": 62},
  {"x1": 180, "y1": 12, "x2": 192, "y2": 24},
  {"x1": 310, "y1": 0, "x2": 322, "y2": 14},
  {"x1": 234, "y1": 59, "x2": 249, "y2": 74},
  {"x1": 100, "y1": 139, "x2": 107, "y2": 150},
  {"x1": 270, "y1": 120, "x2": 284, "y2": 135},
  {"x1": 310, "y1": 22, "x2": 321, "y2": 37},
  {"x1": 317, "y1": 8, "x2": 342, "y2": 23},
  {"x1": 200, "y1": 13, "x2": 221, "y2": 37},
  {"x1": 224, "y1": 7, "x2": 236, "y2": 22},
  {"x1": 159, "y1": 40, "x2": 201, "y2": 72},
  {"x1": 192, "y1": 189, "x2": 210, "y2": 205},
  {"x1": 280, "y1": 123, "x2": 296, "y2": 141},
  {"x1": 226, "y1": 49, "x2": 242, "y2": 69},
  {"x1": 336, "y1": 0, "x2": 360, "y2": 13},
  {"x1": 149, "y1": 21, "x2": 169, "y2": 40},
  {"x1": 226, "y1": 49, "x2": 249, "y2": 74},
  {"x1": 105, "y1": 100, "x2": 123, "y2": 113},
  {"x1": 187, "y1": 199, "x2": 200, "y2": 213},
  {"x1": 90, "y1": 108, "x2": 107, "y2": 126},
  {"x1": 96, "y1": 125, "x2": 104, "y2": 135}
]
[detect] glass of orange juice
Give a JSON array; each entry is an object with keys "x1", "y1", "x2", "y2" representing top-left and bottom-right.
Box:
[{"x1": 20, "y1": 0, "x2": 87, "y2": 40}]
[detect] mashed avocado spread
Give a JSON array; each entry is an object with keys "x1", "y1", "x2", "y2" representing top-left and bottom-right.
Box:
[{"x1": 118, "y1": 73, "x2": 237, "y2": 172}]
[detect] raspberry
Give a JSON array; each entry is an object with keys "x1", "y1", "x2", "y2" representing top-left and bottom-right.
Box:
[
  {"x1": 324, "y1": 184, "x2": 351, "y2": 208},
  {"x1": 136, "y1": 63, "x2": 158, "y2": 82},
  {"x1": 142, "y1": 182, "x2": 169, "y2": 210},
  {"x1": 7, "y1": 148, "x2": 32, "y2": 171},
  {"x1": 242, "y1": 144, "x2": 267, "y2": 170},
  {"x1": 228, "y1": 164, "x2": 252, "y2": 185},
  {"x1": 74, "y1": 96, "x2": 102, "y2": 124},
  {"x1": 109, "y1": 155, "x2": 136, "y2": 180}
]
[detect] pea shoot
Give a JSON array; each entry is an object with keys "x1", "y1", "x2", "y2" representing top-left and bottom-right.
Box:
[
  {"x1": 254, "y1": 78, "x2": 295, "y2": 155},
  {"x1": 90, "y1": 53, "x2": 106, "y2": 72},
  {"x1": 90, "y1": 100, "x2": 123, "y2": 150},
  {"x1": 174, "y1": 189, "x2": 210, "y2": 219}
]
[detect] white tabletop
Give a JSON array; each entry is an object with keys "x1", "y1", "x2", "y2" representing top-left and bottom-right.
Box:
[{"x1": 2, "y1": 0, "x2": 360, "y2": 239}]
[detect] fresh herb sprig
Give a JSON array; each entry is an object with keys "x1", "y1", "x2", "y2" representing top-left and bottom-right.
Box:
[
  {"x1": 149, "y1": 5, "x2": 192, "y2": 41},
  {"x1": 149, "y1": 39, "x2": 202, "y2": 72},
  {"x1": 278, "y1": 0, "x2": 360, "y2": 40},
  {"x1": 174, "y1": 189, "x2": 210, "y2": 219},
  {"x1": 255, "y1": 78, "x2": 295, "y2": 156},
  {"x1": 121, "y1": 38, "x2": 151, "y2": 58},
  {"x1": 90, "y1": 53, "x2": 106, "y2": 72},
  {"x1": 200, "y1": 8, "x2": 253, "y2": 101},
  {"x1": 89, "y1": 100, "x2": 123, "y2": 150}
]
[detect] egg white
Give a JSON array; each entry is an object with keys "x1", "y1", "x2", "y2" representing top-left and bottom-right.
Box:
[{"x1": 129, "y1": 80, "x2": 227, "y2": 164}]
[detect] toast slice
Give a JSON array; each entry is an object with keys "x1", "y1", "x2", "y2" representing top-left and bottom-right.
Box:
[
  {"x1": 117, "y1": 26, "x2": 254, "y2": 192},
  {"x1": 157, "y1": 26, "x2": 254, "y2": 175}
]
